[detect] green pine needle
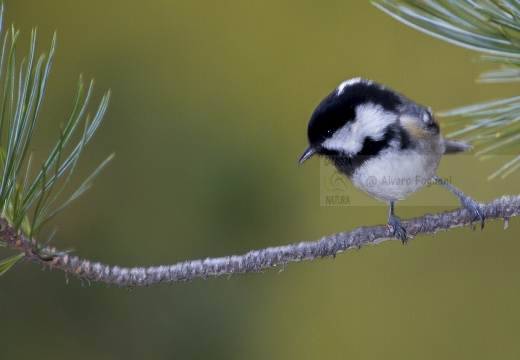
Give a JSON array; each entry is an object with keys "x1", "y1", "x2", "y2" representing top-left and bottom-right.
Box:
[
  {"x1": 0, "y1": 4, "x2": 112, "y2": 275},
  {"x1": 374, "y1": 0, "x2": 520, "y2": 179},
  {"x1": 0, "y1": 253, "x2": 23, "y2": 276}
]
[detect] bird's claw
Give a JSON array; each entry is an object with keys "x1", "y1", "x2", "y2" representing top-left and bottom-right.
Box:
[
  {"x1": 460, "y1": 196, "x2": 485, "y2": 230},
  {"x1": 388, "y1": 214, "x2": 407, "y2": 244}
]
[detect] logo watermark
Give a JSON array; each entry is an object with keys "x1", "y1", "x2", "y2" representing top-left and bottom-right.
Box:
[
  {"x1": 320, "y1": 159, "x2": 351, "y2": 206},
  {"x1": 364, "y1": 175, "x2": 451, "y2": 188}
]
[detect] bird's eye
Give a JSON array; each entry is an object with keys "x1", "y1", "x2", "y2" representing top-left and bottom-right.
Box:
[
  {"x1": 325, "y1": 129, "x2": 333, "y2": 137},
  {"x1": 422, "y1": 108, "x2": 433, "y2": 123}
]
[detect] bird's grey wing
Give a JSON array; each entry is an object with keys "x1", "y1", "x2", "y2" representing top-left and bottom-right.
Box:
[{"x1": 443, "y1": 140, "x2": 473, "y2": 154}]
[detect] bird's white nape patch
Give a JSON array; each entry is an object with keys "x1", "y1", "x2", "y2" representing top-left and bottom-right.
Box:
[
  {"x1": 322, "y1": 103, "x2": 395, "y2": 155},
  {"x1": 336, "y1": 77, "x2": 370, "y2": 95}
]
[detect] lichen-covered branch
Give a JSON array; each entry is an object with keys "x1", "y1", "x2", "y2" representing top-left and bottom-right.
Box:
[{"x1": 2, "y1": 195, "x2": 519, "y2": 287}]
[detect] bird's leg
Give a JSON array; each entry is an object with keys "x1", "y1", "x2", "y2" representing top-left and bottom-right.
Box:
[
  {"x1": 433, "y1": 176, "x2": 485, "y2": 229},
  {"x1": 388, "y1": 201, "x2": 407, "y2": 244}
]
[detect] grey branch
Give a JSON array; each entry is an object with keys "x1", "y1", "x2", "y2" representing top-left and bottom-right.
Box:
[{"x1": 3, "y1": 195, "x2": 519, "y2": 287}]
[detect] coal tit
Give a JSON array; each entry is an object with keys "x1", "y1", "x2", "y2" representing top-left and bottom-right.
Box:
[{"x1": 299, "y1": 78, "x2": 484, "y2": 243}]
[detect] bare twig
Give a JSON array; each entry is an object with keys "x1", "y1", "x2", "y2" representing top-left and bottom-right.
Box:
[{"x1": 2, "y1": 195, "x2": 519, "y2": 287}]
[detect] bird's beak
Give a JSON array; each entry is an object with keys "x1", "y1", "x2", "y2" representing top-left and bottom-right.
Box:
[{"x1": 298, "y1": 146, "x2": 317, "y2": 165}]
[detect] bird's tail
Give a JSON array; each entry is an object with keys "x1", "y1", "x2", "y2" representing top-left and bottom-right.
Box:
[{"x1": 443, "y1": 140, "x2": 473, "y2": 155}]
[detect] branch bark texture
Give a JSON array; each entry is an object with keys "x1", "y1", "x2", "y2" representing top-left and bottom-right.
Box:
[{"x1": 3, "y1": 195, "x2": 519, "y2": 287}]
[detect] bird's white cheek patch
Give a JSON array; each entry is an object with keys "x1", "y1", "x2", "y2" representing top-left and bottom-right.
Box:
[
  {"x1": 355, "y1": 104, "x2": 392, "y2": 140},
  {"x1": 322, "y1": 125, "x2": 357, "y2": 154},
  {"x1": 322, "y1": 104, "x2": 396, "y2": 155}
]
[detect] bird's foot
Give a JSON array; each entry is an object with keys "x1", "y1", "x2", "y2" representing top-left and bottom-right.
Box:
[
  {"x1": 388, "y1": 214, "x2": 407, "y2": 244},
  {"x1": 460, "y1": 195, "x2": 485, "y2": 229}
]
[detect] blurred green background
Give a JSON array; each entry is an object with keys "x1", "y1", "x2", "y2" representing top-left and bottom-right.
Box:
[{"x1": 2, "y1": 1, "x2": 519, "y2": 359}]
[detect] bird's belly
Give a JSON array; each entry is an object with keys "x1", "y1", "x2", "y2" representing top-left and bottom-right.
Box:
[{"x1": 348, "y1": 152, "x2": 441, "y2": 203}]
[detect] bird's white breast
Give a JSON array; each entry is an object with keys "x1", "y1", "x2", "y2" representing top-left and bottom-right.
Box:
[{"x1": 349, "y1": 150, "x2": 442, "y2": 204}]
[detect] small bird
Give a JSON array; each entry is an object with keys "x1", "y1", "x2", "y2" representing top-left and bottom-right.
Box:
[{"x1": 299, "y1": 78, "x2": 484, "y2": 243}]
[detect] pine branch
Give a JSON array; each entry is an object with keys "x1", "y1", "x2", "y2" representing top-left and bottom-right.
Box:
[{"x1": 3, "y1": 195, "x2": 518, "y2": 287}]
